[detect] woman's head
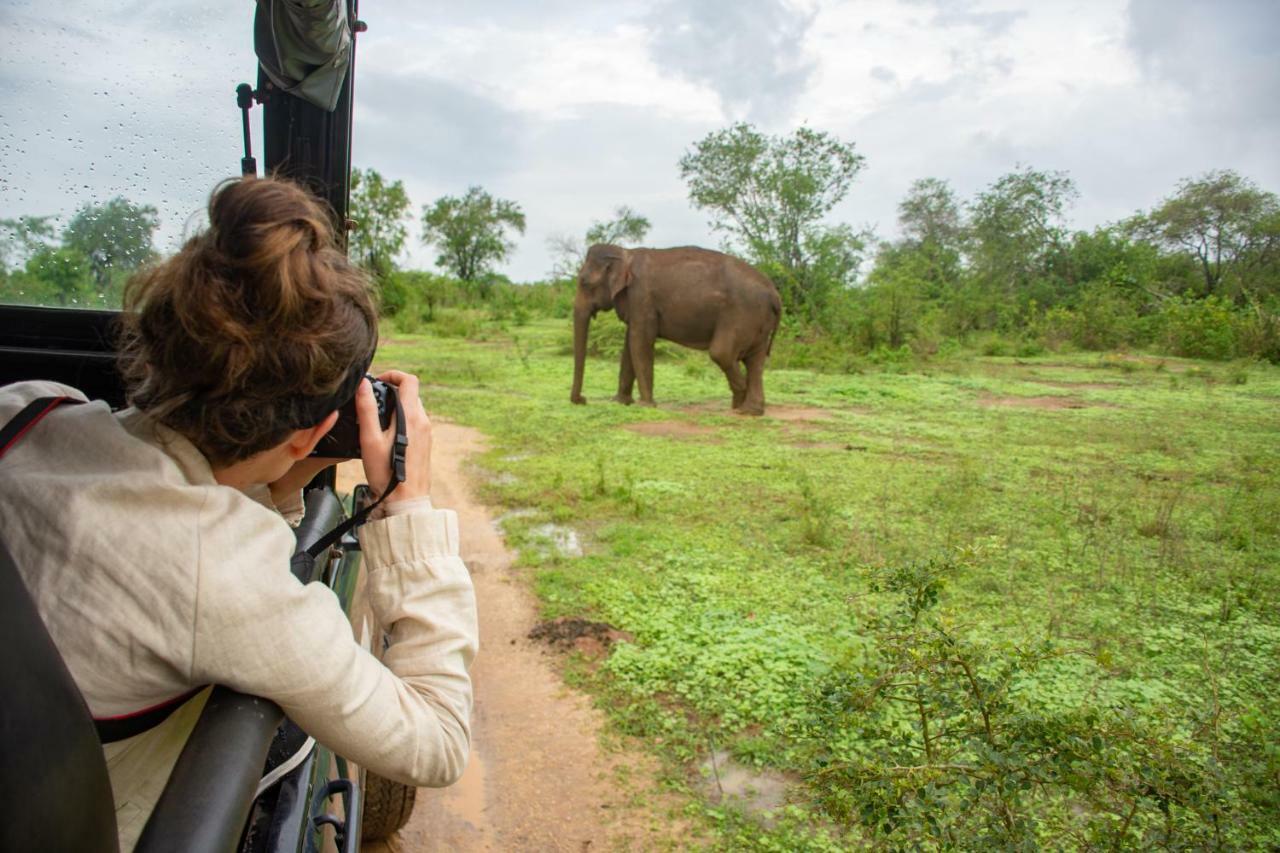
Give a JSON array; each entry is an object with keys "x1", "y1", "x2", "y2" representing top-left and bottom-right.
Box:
[{"x1": 118, "y1": 177, "x2": 378, "y2": 466}]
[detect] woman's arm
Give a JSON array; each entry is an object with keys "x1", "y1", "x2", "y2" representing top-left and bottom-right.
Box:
[{"x1": 190, "y1": 502, "x2": 477, "y2": 787}]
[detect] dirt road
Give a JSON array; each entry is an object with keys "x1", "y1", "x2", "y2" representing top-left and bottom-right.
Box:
[{"x1": 360, "y1": 421, "x2": 685, "y2": 852}]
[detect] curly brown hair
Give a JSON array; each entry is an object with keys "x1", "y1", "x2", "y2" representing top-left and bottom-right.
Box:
[{"x1": 118, "y1": 177, "x2": 378, "y2": 467}]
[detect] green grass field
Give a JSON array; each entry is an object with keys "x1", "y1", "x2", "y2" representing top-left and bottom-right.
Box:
[{"x1": 379, "y1": 311, "x2": 1280, "y2": 850}]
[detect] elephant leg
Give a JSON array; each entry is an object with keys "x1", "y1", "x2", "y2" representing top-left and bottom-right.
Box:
[
  {"x1": 709, "y1": 333, "x2": 747, "y2": 410},
  {"x1": 629, "y1": 325, "x2": 657, "y2": 406},
  {"x1": 739, "y1": 346, "x2": 768, "y2": 416},
  {"x1": 613, "y1": 337, "x2": 635, "y2": 404}
]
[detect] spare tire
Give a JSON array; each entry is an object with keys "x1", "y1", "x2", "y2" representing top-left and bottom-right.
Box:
[{"x1": 360, "y1": 770, "x2": 416, "y2": 841}]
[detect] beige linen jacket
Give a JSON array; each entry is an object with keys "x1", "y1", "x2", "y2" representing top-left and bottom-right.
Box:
[{"x1": 0, "y1": 381, "x2": 478, "y2": 847}]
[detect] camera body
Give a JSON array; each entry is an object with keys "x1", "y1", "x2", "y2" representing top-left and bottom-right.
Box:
[{"x1": 310, "y1": 376, "x2": 397, "y2": 458}]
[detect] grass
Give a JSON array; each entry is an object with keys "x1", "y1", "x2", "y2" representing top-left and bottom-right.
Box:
[{"x1": 378, "y1": 311, "x2": 1280, "y2": 849}]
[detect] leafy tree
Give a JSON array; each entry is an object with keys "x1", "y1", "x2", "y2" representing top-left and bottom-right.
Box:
[
  {"x1": 421, "y1": 186, "x2": 525, "y2": 286},
  {"x1": 547, "y1": 205, "x2": 652, "y2": 280},
  {"x1": 1128, "y1": 170, "x2": 1280, "y2": 302},
  {"x1": 1061, "y1": 227, "x2": 1160, "y2": 299},
  {"x1": 967, "y1": 166, "x2": 1078, "y2": 312},
  {"x1": 679, "y1": 122, "x2": 865, "y2": 314},
  {"x1": 349, "y1": 168, "x2": 411, "y2": 280},
  {"x1": 863, "y1": 242, "x2": 929, "y2": 349},
  {"x1": 0, "y1": 246, "x2": 96, "y2": 307},
  {"x1": 0, "y1": 215, "x2": 57, "y2": 272},
  {"x1": 62, "y1": 197, "x2": 158, "y2": 288},
  {"x1": 759, "y1": 223, "x2": 868, "y2": 321},
  {"x1": 895, "y1": 177, "x2": 965, "y2": 299},
  {"x1": 585, "y1": 205, "x2": 650, "y2": 246}
]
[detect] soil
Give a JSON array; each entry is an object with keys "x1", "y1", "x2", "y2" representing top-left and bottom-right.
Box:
[
  {"x1": 764, "y1": 404, "x2": 837, "y2": 422},
  {"x1": 679, "y1": 401, "x2": 848, "y2": 422},
  {"x1": 356, "y1": 422, "x2": 689, "y2": 853}
]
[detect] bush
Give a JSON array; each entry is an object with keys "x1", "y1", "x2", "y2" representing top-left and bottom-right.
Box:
[
  {"x1": 770, "y1": 320, "x2": 867, "y2": 374},
  {"x1": 1158, "y1": 294, "x2": 1239, "y2": 360},
  {"x1": 379, "y1": 270, "x2": 467, "y2": 321},
  {"x1": 1235, "y1": 300, "x2": 1280, "y2": 363},
  {"x1": 1030, "y1": 285, "x2": 1149, "y2": 352}
]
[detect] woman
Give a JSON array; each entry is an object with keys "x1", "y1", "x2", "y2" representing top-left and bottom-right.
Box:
[{"x1": 0, "y1": 177, "x2": 477, "y2": 849}]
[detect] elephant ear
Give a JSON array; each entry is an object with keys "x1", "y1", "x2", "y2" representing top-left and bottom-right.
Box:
[{"x1": 609, "y1": 255, "x2": 633, "y2": 300}]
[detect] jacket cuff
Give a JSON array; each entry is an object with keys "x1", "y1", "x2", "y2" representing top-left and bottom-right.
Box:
[
  {"x1": 359, "y1": 506, "x2": 460, "y2": 568},
  {"x1": 371, "y1": 495, "x2": 434, "y2": 521}
]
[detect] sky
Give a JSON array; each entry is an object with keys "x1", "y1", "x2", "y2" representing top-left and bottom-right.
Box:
[{"x1": 2, "y1": 0, "x2": 1278, "y2": 282}]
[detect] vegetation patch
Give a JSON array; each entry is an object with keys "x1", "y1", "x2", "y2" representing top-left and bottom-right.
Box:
[
  {"x1": 385, "y1": 316, "x2": 1280, "y2": 849},
  {"x1": 624, "y1": 420, "x2": 723, "y2": 442},
  {"x1": 976, "y1": 393, "x2": 1102, "y2": 409}
]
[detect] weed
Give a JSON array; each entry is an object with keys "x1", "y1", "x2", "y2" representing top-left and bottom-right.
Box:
[{"x1": 794, "y1": 470, "x2": 837, "y2": 548}]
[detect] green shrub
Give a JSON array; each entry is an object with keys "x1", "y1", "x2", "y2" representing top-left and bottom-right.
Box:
[
  {"x1": 1030, "y1": 285, "x2": 1148, "y2": 352},
  {"x1": 380, "y1": 269, "x2": 468, "y2": 321},
  {"x1": 1235, "y1": 301, "x2": 1280, "y2": 363},
  {"x1": 1158, "y1": 294, "x2": 1239, "y2": 360}
]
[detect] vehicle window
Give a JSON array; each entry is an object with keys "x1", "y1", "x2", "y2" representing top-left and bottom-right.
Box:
[{"x1": 0, "y1": 1, "x2": 256, "y2": 309}]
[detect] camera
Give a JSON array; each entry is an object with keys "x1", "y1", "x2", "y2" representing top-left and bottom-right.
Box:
[{"x1": 310, "y1": 376, "x2": 397, "y2": 459}]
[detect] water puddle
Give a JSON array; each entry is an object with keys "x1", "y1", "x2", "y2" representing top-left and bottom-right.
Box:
[
  {"x1": 699, "y1": 750, "x2": 790, "y2": 820},
  {"x1": 529, "y1": 523, "x2": 582, "y2": 557}
]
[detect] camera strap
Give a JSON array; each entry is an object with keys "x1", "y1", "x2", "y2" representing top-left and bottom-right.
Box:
[{"x1": 296, "y1": 393, "x2": 408, "y2": 565}]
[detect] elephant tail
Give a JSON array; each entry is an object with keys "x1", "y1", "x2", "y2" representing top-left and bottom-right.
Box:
[{"x1": 766, "y1": 295, "x2": 781, "y2": 355}]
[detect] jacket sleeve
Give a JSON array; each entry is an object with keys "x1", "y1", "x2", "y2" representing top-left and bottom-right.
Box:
[{"x1": 190, "y1": 502, "x2": 477, "y2": 787}]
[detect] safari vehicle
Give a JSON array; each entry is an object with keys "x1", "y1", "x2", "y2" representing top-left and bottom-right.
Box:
[{"x1": 0, "y1": 1, "x2": 416, "y2": 849}]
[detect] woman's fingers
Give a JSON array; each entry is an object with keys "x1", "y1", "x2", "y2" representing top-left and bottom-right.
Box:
[{"x1": 363, "y1": 371, "x2": 432, "y2": 502}]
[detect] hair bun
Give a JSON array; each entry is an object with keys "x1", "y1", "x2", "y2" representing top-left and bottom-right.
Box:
[{"x1": 118, "y1": 177, "x2": 378, "y2": 466}]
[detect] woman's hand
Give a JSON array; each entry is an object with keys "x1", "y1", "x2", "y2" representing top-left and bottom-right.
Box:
[{"x1": 357, "y1": 371, "x2": 432, "y2": 503}]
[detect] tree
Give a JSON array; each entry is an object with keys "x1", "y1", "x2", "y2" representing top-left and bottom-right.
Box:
[
  {"x1": 896, "y1": 178, "x2": 965, "y2": 298},
  {"x1": 967, "y1": 166, "x2": 1078, "y2": 309},
  {"x1": 0, "y1": 215, "x2": 57, "y2": 273},
  {"x1": 547, "y1": 205, "x2": 652, "y2": 280},
  {"x1": 900, "y1": 177, "x2": 964, "y2": 248},
  {"x1": 864, "y1": 241, "x2": 929, "y2": 349},
  {"x1": 679, "y1": 123, "x2": 865, "y2": 314},
  {"x1": 62, "y1": 197, "x2": 158, "y2": 288},
  {"x1": 349, "y1": 168, "x2": 412, "y2": 280},
  {"x1": 420, "y1": 186, "x2": 525, "y2": 285},
  {"x1": 0, "y1": 246, "x2": 96, "y2": 307},
  {"x1": 1061, "y1": 227, "x2": 1160, "y2": 298},
  {"x1": 586, "y1": 205, "x2": 650, "y2": 247},
  {"x1": 1128, "y1": 170, "x2": 1280, "y2": 302}
]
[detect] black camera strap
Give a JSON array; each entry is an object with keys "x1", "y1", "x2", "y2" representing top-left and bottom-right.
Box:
[{"x1": 294, "y1": 392, "x2": 408, "y2": 568}]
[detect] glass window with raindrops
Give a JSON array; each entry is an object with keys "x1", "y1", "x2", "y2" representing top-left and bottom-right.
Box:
[{"x1": 0, "y1": 2, "x2": 256, "y2": 309}]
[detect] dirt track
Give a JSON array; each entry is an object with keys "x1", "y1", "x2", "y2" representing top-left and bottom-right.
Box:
[{"x1": 360, "y1": 421, "x2": 684, "y2": 852}]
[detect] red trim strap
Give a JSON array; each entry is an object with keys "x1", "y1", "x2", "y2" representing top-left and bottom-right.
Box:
[
  {"x1": 0, "y1": 396, "x2": 80, "y2": 458},
  {"x1": 94, "y1": 687, "x2": 207, "y2": 744}
]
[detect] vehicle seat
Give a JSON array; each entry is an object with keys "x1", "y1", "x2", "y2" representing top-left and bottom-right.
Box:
[{"x1": 0, "y1": 535, "x2": 118, "y2": 852}]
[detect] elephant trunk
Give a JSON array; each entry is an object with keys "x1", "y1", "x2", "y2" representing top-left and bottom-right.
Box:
[{"x1": 570, "y1": 297, "x2": 591, "y2": 404}]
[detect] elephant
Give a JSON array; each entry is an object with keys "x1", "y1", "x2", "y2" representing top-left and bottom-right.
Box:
[{"x1": 570, "y1": 244, "x2": 782, "y2": 415}]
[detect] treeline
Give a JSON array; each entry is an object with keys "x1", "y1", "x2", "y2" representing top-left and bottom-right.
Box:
[
  {"x1": 352, "y1": 122, "x2": 1280, "y2": 365},
  {"x1": 823, "y1": 167, "x2": 1280, "y2": 364},
  {"x1": 6, "y1": 128, "x2": 1276, "y2": 365},
  {"x1": 0, "y1": 198, "x2": 159, "y2": 308}
]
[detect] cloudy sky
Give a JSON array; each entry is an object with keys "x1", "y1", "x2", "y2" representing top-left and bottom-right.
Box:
[{"x1": 2, "y1": 0, "x2": 1278, "y2": 282}]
